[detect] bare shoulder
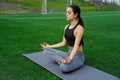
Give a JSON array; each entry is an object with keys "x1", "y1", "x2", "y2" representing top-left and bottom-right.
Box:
[
  {"x1": 76, "y1": 24, "x2": 84, "y2": 31},
  {"x1": 74, "y1": 24, "x2": 84, "y2": 36},
  {"x1": 64, "y1": 24, "x2": 69, "y2": 30}
]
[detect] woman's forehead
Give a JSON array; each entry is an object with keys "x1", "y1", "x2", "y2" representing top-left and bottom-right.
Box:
[{"x1": 66, "y1": 7, "x2": 73, "y2": 12}]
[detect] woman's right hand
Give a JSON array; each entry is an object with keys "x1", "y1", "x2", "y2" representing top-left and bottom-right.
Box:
[
  {"x1": 62, "y1": 57, "x2": 71, "y2": 64},
  {"x1": 40, "y1": 42, "x2": 50, "y2": 49}
]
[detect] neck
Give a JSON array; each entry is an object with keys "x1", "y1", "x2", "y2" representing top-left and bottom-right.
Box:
[{"x1": 70, "y1": 19, "x2": 78, "y2": 26}]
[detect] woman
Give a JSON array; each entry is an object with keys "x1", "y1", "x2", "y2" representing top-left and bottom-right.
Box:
[{"x1": 41, "y1": 5, "x2": 85, "y2": 73}]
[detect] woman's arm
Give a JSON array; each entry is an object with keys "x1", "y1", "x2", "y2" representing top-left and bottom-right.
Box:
[
  {"x1": 69, "y1": 25, "x2": 84, "y2": 60},
  {"x1": 49, "y1": 36, "x2": 66, "y2": 48},
  {"x1": 62, "y1": 25, "x2": 84, "y2": 64}
]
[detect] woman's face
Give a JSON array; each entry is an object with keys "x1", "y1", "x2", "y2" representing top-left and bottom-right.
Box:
[{"x1": 66, "y1": 7, "x2": 77, "y2": 21}]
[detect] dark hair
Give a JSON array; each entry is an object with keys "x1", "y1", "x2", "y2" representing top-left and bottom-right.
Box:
[
  {"x1": 69, "y1": 5, "x2": 84, "y2": 28},
  {"x1": 69, "y1": 5, "x2": 84, "y2": 46}
]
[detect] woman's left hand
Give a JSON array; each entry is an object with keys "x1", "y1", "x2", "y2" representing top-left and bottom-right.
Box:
[{"x1": 40, "y1": 42, "x2": 50, "y2": 49}]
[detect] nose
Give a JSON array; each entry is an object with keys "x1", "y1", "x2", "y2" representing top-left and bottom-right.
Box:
[
  {"x1": 66, "y1": 13, "x2": 68, "y2": 17},
  {"x1": 66, "y1": 13, "x2": 67, "y2": 17}
]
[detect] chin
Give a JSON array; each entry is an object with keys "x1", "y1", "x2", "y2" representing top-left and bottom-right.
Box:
[{"x1": 66, "y1": 18, "x2": 70, "y2": 21}]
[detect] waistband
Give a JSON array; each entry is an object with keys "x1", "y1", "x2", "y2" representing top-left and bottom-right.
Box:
[{"x1": 68, "y1": 49, "x2": 83, "y2": 54}]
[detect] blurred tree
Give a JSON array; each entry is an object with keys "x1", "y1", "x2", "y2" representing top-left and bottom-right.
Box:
[
  {"x1": 6, "y1": 0, "x2": 8, "y2": 2},
  {"x1": 81, "y1": 0, "x2": 85, "y2": 4},
  {"x1": 104, "y1": 0, "x2": 107, "y2": 4}
]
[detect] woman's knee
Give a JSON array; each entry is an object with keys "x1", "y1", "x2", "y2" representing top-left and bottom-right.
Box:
[
  {"x1": 60, "y1": 64, "x2": 69, "y2": 73},
  {"x1": 60, "y1": 61, "x2": 84, "y2": 73}
]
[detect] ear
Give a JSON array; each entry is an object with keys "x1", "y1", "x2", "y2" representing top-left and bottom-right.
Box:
[{"x1": 75, "y1": 13, "x2": 78, "y2": 18}]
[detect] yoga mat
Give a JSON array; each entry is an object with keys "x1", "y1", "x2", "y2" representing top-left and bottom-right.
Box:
[{"x1": 23, "y1": 52, "x2": 120, "y2": 80}]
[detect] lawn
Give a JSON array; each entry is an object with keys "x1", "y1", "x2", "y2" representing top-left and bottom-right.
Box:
[{"x1": 0, "y1": 11, "x2": 120, "y2": 80}]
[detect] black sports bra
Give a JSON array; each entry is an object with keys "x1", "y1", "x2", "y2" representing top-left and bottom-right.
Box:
[{"x1": 64, "y1": 23, "x2": 83, "y2": 47}]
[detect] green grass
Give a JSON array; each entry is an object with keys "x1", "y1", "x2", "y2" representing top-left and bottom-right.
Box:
[{"x1": 0, "y1": 11, "x2": 120, "y2": 80}]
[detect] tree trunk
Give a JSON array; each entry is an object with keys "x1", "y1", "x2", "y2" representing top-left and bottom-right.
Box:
[{"x1": 6, "y1": 0, "x2": 8, "y2": 2}]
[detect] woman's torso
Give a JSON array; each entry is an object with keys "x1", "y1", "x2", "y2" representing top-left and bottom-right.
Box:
[
  {"x1": 64, "y1": 23, "x2": 84, "y2": 52},
  {"x1": 69, "y1": 45, "x2": 83, "y2": 52}
]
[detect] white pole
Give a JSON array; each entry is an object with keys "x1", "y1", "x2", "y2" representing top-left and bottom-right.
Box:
[
  {"x1": 70, "y1": 0, "x2": 72, "y2": 5},
  {"x1": 41, "y1": 0, "x2": 47, "y2": 14},
  {"x1": 45, "y1": 0, "x2": 47, "y2": 14}
]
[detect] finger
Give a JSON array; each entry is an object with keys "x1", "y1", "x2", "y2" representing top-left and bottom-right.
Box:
[
  {"x1": 43, "y1": 42, "x2": 47, "y2": 45},
  {"x1": 64, "y1": 59, "x2": 68, "y2": 64},
  {"x1": 64, "y1": 58, "x2": 70, "y2": 63},
  {"x1": 40, "y1": 44, "x2": 44, "y2": 47},
  {"x1": 40, "y1": 44, "x2": 46, "y2": 49},
  {"x1": 62, "y1": 59, "x2": 66, "y2": 64},
  {"x1": 40, "y1": 43, "x2": 42, "y2": 46}
]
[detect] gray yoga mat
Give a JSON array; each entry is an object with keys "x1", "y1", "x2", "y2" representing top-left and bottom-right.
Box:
[{"x1": 23, "y1": 52, "x2": 120, "y2": 80}]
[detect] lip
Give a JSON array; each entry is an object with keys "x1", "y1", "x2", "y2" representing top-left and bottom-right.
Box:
[{"x1": 66, "y1": 16, "x2": 68, "y2": 19}]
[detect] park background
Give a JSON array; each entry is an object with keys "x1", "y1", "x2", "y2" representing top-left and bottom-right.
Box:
[{"x1": 0, "y1": 0, "x2": 120, "y2": 80}]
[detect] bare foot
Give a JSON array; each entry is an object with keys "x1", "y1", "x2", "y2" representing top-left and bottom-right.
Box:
[{"x1": 56, "y1": 61, "x2": 60, "y2": 64}]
